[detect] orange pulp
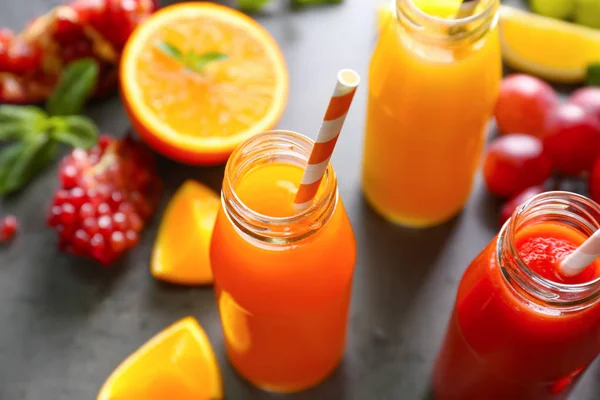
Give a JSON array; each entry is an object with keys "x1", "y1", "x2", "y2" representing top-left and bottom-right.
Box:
[
  {"x1": 363, "y1": 0, "x2": 502, "y2": 226},
  {"x1": 210, "y1": 162, "x2": 356, "y2": 392}
]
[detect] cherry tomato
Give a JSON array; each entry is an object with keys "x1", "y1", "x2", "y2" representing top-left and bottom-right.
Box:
[
  {"x1": 542, "y1": 103, "x2": 600, "y2": 175},
  {"x1": 483, "y1": 134, "x2": 552, "y2": 198},
  {"x1": 569, "y1": 87, "x2": 600, "y2": 120},
  {"x1": 494, "y1": 74, "x2": 560, "y2": 137}
]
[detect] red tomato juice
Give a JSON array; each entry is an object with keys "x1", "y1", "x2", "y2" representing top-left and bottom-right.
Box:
[{"x1": 434, "y1": 221, "x2": 600, "y2": 399}]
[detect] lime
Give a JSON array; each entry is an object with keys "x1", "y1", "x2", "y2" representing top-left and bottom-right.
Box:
[{"x1": 529, "y1": 0, "x2": 575, "y2": 19}]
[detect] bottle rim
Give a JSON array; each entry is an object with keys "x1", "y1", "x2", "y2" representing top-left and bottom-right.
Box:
[
  {"x1": 222, "y1": 130, "x2": 338, "y2": 244},
  {"x1": 498, "y1": 191, "x2": 600, "y2": 309}
]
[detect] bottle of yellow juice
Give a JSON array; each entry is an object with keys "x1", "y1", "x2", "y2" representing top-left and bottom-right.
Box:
[{"x1": 363, "y1": 0, "x2": 501, "y2": 227}]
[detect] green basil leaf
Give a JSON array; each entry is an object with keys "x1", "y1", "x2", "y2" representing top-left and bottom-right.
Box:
[
  {"x1": 238, "y1": 0, "x2": 271, "y2": 11},
  {"x1": 46, "y1": 59, "x2": 99, "y2": 116},
  {"x1": 0, "y1": 135, "x2": 57, "y2": 195},
  {"x1": 0, "y1": 105, "x2": 48, "y2": 140},
  {"x1": 156, "y1": 40, "x2": 183, "y2": 60},
  {"x1": 587, "y1": 64, "x2": 600, "y2": 86},
  {"x1": 49, "y1": 115, "x2": 99, "y2": 149},
  {"x1": 188, "y1": 51, "x2": 228, "y2": 72},
  {"x1": 0, "y1": 143, "x2": 27, "y2": 190}
]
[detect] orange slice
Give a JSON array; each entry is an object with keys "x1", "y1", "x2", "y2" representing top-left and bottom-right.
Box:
[
  {"x1": 97, "y1": 317, "x2": 223, "y2": 400},
  {"x1": 151, "y1": 180, "x2": 220, "y2": 286},
  {"x1": 500, "y1": 6, "x2": 600, "y2": 83},
  {"x1": 121, "y1": 2, "x2": 289, "y2": 165}
]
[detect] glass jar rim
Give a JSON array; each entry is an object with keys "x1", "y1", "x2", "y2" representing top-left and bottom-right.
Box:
[
  {"x1": 498, "y1": 191, "x2": 600, "y2": 308},
  {"x1": 222, "y1": 130, "x2": 338, "y2": 243},
  {"x1": 398, "y1": 0, "x2": 498, "y2": 27}
]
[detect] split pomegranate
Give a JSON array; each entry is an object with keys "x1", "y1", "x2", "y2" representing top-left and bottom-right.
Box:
[
  {"x1": 0, "y1": 0, "x2": 157, "y2": 104},
  {"x1": 0, "y1": 215, "x2": 19, "y2": 242},
  {"x1": 47, "y1": 134, "x2": 161, "y2": 265}
]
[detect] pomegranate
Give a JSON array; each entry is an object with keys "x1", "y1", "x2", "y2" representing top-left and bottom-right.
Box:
[
  {"x1": 0, "y1": 215, "x2": 18, "y2": 242},
  {"x1": 0, "y1": 0, "x2": 156, "y2": 104},
  {"x1": 47, "y1": 134, "x2": 162, "y2": 265}
]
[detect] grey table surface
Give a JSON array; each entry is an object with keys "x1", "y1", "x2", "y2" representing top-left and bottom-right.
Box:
[{"x1": 0, "y1": 0, "x2": 599, "y2": 399}]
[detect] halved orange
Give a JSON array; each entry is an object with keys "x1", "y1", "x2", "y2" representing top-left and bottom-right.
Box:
[
  {"x1": 121, "y1": 2, "x2": 289, "y2": 164},
  {"x1": 151, "y1": 180, "x2": 220, "y2": 286},
  {"x1": 97, "y1": 317, "x2": 223, "y2": 400}
]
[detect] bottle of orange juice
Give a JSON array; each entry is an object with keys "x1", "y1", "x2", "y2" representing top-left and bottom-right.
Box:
[
  {"x1": 210, "y1": 130, "x2": 356, "y2": 392},
  {"x1": 363, "y1": 0, "x2": 501, "y2": 227}
]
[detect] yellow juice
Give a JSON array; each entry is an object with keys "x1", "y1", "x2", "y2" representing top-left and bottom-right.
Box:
[{"x1": 363, "y1": 0, "x2": 501, "y2": 227}]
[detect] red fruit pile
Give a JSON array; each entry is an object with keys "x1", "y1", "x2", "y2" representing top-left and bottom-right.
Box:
[
  {"x1": 0, "y1": 0, "x2": 157, "y2": 104},
  {"x1": 488, "y1": 74, "x2": 600, "y2": 225},
  {"x1": 47, "y1": 135, "x2": 161, "y2": 265},
  {"x1": 0, "y1": 215, "x2": 18, "y2": 242}
]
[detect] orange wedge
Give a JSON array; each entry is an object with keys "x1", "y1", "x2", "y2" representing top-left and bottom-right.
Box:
[
  {"x1": 121, "y1": 2, "x2": 289, "y2": 165},
  {"x1": 151, "y1": 180, "x2": 220, "y2": 285},
  {"x1": 97, "y1": 317, "x2": 222, "y2": 400}
]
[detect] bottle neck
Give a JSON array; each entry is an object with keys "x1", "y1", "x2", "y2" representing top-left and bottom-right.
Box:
[
  {"x1": 497, "y1": 192, "x2": 600, "y2": 311},
  {"x1": 222, "y1": 130, "x2": 338, "y2": 245},
  {"x1": 396, "y1": 0, "x2": 499, "y2": 46}
]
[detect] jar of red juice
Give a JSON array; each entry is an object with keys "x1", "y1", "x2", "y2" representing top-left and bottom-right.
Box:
[{"x1": 434, "y1": 191, "x2": 600, "y2": 400}]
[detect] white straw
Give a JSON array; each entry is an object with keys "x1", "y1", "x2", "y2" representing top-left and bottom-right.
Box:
[
  {"x1": 559, "y1": 229, "x2": 600, "y2": 277},
  {"x1": 455, "y1": 0, "x2": 479, "y2": 19}
]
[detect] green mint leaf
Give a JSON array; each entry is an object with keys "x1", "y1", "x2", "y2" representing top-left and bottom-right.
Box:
[
  {"x1": 238, "y1": 0, "x2": 271, "y2": 11},
  {"x1": 587, "y1": 64, "x2": 600, "y2": 86},
  {"x1": 46, "y1": 59, "x2": 99, "y2": 116},
  {"x1": 0, "y1": 105, "x2": 48, "y2": 140},
  {"x1": 0, "y1": 135, "x2": 57, "y2": 195},
  {"x1": 49, "y1": 115, "x2": 99, "y2": 149},
  {"x1": 189, "y1": 52, "x2": 228, "y2": 71},
  {"x1": 156, "y1": 40, "x2": 183, "y2": 60}
]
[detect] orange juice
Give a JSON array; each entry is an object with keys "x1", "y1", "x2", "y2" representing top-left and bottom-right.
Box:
[
  {"x1": 363, "y1": 0, "x2": 501, "y2": 227},
  {"x1": 210, "y1": 131, "x2": 356, "y2": 392}
]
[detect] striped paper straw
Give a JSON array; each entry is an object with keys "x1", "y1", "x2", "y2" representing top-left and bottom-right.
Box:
[
  {"x1": 293, "y1": 69, "x2": 360, "y2": 209},
  {"x1": 455, "y1": 0, "x2": 479, "y2": 19},
  {"x1": 560, "y1": 229, "x2": 600, "y2": 277}
]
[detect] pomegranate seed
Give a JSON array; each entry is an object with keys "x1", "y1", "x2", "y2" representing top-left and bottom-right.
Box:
[
  {"x1": 0, "y1": 215, "x2": 18, "y2": 242},
  {"x1": 90, "y1": 233, "x2": 106, "y2": 260},
  {"x1": 125, "y1": 230, "x2": 138, "y2": 247},
  {"x1": 60, "y1": 203, "x2": 76, "y2": 225},
  {"x1": 72, "y1": 229, "x2": 91, "y2": 254},
  {"x1": 82, "y1": 217, "x2": 99, "y2": 236},
  {"x1": 128, "y1": 212, "x2": 143, "y2": 232},
  {"x1": 79, "y1": 203, "x2": 95, "y2": 220},
  {"x1": 69, "y1": 187, "x2": 86, "y2": 208},
  {"x1": 98, "y1": 135, "x2": 112, "y2": 150},
  {"x1": 112, "y1": 212, "x2": 127, "y2": 231},
  {"x1": 53, "y1": 189, "x2": 69, "y2": 206},
  {"x1": 48, "y1": 206, "x2": 62, "y2": 227},
  {"x1": 59, "y1": 164, "x2": 78, "y2": 189},
  {"x1": 111, "y1": 231, "x2": 126, "y2": 253},
  {"x1": 97, "y1": 202, "x2": 111, "y2": 216},
  {"x1": 109, "y1": 191, "x2": 124, "y2": 208},
  {"x1": 98, "y1": 215, "x2": 113, "y2": 236}
]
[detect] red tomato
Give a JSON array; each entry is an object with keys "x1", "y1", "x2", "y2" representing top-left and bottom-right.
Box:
[
  {"x1": 483, "y1": 134, "x2": 552, "y2": 198},
  {"x1": 569, "y1": 87, "x2": 600, "y2": 120},
  {"x1": 494, "y1": 74, "x2": 560, "y2": 137},
  {"x1": 542, "y1": 103, "x2": 600, "y2": 175}
]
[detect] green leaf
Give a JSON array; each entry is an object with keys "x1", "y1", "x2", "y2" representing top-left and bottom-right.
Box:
[
  {"x1": 0, "y1": 105, "x2": 48, "y2": 141},
  {"x1": 46, "y1": 59, "x2": 99, "y2": 117},
  {"x1": 0, "y1": 135, "x2": 57, "y2": 195},
  {"x1": 238, "y1": 0, "x2": 271, "y2": 11},
  {"x1": 49, "y1": 115, "x2": 99, "y2": 149},
  {"x1": 189, "y1": 51, "x2": 228, "y2": 71},
  {"x1": 156, "y1": 40, "x2": 183, "y2": 60},
  {"x1": 587, "y1": 64, "x2": 600, "y2": 86}
]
